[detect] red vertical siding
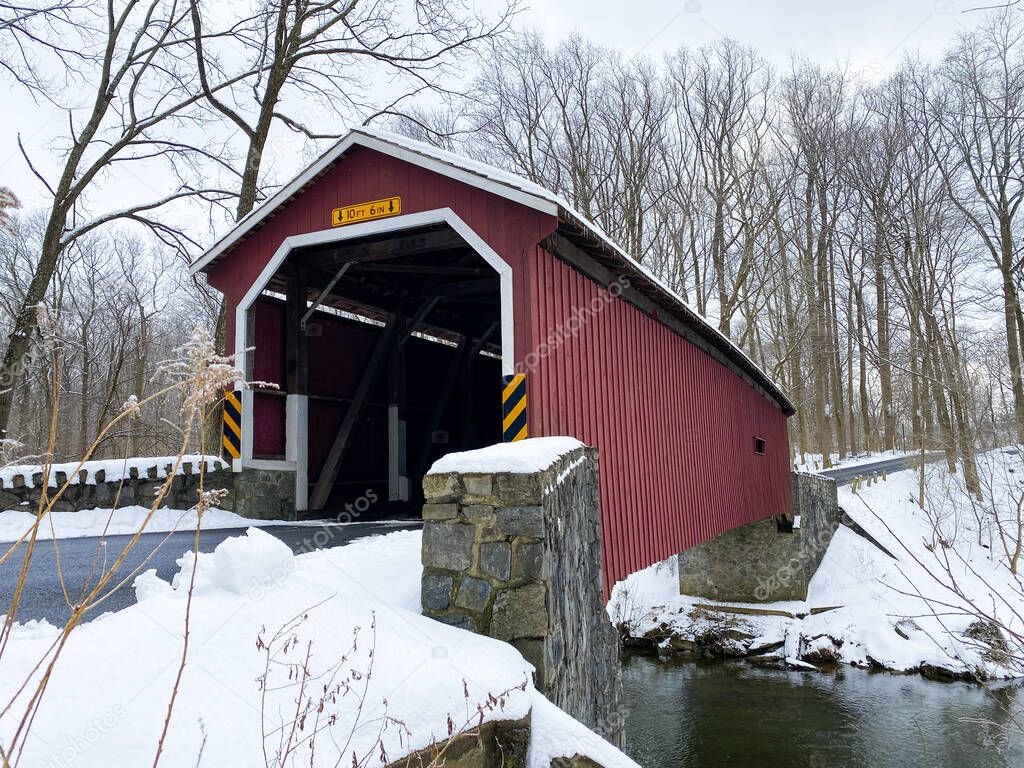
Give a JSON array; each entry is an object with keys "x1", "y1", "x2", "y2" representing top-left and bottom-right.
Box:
[
  {"x1": 251, "y1": 300, "x2": 286, "y2": 456},
  {"x1": 526, "y1": 251, "x2": 792, "y2": 597}
]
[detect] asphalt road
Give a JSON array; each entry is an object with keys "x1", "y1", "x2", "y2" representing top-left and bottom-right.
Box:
[
  {"x1": 817, "y1": 455, "x2": 926, "y2": 486},
  {"x1": 1, "y1": 521, "x2": 421, "y2": 625}
]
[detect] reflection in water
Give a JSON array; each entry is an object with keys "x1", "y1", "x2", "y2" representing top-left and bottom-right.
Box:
[{"x1": 622, "y1": 654, "x2": 1023, "y2": 768}]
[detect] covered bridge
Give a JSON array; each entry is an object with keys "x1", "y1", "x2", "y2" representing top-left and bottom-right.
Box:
[{"x1": 190, "y1": 127, "x2": 795, "y2": 591}]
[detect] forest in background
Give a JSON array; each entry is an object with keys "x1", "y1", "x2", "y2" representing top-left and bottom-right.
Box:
[
  {"x1": 404, "y1": 11, "x2": 1024, "y2": 488},
  {"x1": 2, "y1": 1, "x2": 1024, "y2": 483}
]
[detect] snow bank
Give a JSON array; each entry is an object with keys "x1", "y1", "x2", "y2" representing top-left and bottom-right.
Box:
[
  {"x1": 428, "y1": 436, "x2": 584, "y2": 475},
  {"x1": 614, "y1": 448, "x2": 1024, "y2": 679},
  {"x1": 606, "y1": 554, "x2": 682, "y2": 630},
  {"x1": 821, "y1": 449, "x2": 1024, "y2": 675},
  {"x1": 0, "y1": 529, "x2": 530, "y2": 765},
  {"x1": 528, "y1": 691, "x2": 640, "y2": 768},
  {"x1": 1, "y1": 528, "x2": 634, "y2": 767},
  {"x1": 0, "y1": 454, "x2": 225, "y2": 489},
  {"x1": 0, "y1": 505, "x2": 354, "y2": 542}
]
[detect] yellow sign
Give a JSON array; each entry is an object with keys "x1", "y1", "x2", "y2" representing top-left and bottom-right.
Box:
[{"x1": 331, "y1": 196, "x2": 401, "y2": 227}]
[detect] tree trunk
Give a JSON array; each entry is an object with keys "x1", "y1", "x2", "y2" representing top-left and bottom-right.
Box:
[
  {"x1": 79, "y1": 323, "x2": 90, "y2": 457},
  {"x1": 0, "y1": 220, "x2": 65, "y2": 439},
  {"x1": 856, "y1": 286, "x2": 872, "y2": 453},
  {"x1": 846, "y1": 278, "x2": 857, "y2": 456},
  {"x1": 811, "y1": 187, "x2": 833, "y2": 467},
  {"x1": 828, "y1": 244, "x2": 846, "y2": 459},
  {"x1": 999, "y1": 212, "x2": 1024, "y2": 443},
  {"x1": 808, "y1": 255, "x2": 831, "y2": 465},
  {"x1": 926, "y1": 333, "x2": 956, "y2": 472},
  {"x1": 909, "y1": 315, "x2": 922, "y2": 451},
  {"x1": 874, "y1": 212, "x2": 895, "y2": 451},
  {"x1": 130, "y1": 309, "x2": 148, "y2": 456},
  {"x1": 712, "y1": 193, "x2": 729, "y2": 337},
  {"x1": 779, "y1": 227, "x2": 806, "y2": 455}
]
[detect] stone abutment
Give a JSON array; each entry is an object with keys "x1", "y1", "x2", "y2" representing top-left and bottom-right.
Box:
[
  {"x1": 677, "y1": 471, "x2": 840, "y2": 602},
  {"x1": 419, "y1": 441, "x2": 625, "y2": 747}
]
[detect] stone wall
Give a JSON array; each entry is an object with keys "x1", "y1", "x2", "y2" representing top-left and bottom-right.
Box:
[
  {"x1": 0, "y1": 460, "x2": 296, "y2": 521},
  {"x1": 233, "y1": 468, "x2": 296, "y2": 520},
  {"x1": 677, "y1": 472, "x2": 839, "y2": 602},
  {"x1": 420, "y1": 444, "x2": 624, "y2": 747},
  {"x1": 383, "y1": 716, "x2": 530, "y2": 768},
  {"x1": 0, "y1": 460, "x2": 236, "y2": 513},
  {"x1": 382, "y1": 714, "x2": 615, "y2": 768}
]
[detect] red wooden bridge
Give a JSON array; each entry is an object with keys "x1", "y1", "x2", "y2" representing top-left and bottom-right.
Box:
[{"x1": 192, "y1": 127, "x2": 795, "y2": 594}]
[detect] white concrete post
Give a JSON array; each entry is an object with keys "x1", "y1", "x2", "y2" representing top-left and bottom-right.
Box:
[{"x1": 286, "y1": 394, "x2": 309, "y2": 511}]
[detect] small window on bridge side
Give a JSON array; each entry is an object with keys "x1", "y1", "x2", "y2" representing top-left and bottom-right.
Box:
[{"x1": 754, "y1": 437, "x2": 766, "y2": 455}]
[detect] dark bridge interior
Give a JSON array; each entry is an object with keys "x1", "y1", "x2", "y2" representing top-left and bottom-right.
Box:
[{"x1": 249, "y1": 223, "x2": 503, "y2": 517}]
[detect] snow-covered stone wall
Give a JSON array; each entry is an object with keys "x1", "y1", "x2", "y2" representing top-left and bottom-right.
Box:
[
  {"x1": 677, "y1": 471, "x2": 839, "y2": 602},
  {"x1": 0, "y1": 456, "x2": 298, "y2": 520},
  {"x1": 0, "y1": 456, "x2": 233, "y2": 513},
  {"x1": 420, "y1": 438, "x2": 625, "y2": 748}
]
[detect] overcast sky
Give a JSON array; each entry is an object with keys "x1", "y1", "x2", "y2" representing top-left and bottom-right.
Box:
[
  {"x1": 508, "y1": 0, "x2": 982, "y2": 69},
  {"x1": 0, "y1": 0, "x2": 989, "y2": 234}
]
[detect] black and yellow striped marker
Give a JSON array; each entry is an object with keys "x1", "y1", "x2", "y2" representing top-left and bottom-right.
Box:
[
  {"x1": 502, "y1": 374, "x2": 527, "y2": 442},
  {"x1": 222, "y1": 389, "x2": 242, "y2": 460}
]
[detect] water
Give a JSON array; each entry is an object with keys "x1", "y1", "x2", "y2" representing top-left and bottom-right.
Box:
[{"x1": 622, "y1": 653, "x2": 1024, "y2": 768}]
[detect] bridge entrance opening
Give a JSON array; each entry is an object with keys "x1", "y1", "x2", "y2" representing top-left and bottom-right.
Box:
[{"x1": 245, "y1": 220, "x2": 505, "y2": 519}]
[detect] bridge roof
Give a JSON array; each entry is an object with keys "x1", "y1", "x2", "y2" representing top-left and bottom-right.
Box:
[{"x1": 191, "y1": 126, "x2": 794, "y2": 416}]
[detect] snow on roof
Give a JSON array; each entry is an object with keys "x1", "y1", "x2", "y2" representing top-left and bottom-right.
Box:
[
  {"x1": 427, "y1": 436, "x2": 586, "y2": 475},
  {"x1": 356, "y1": 126, "x2": 562, "y2": 209},
  {"x1": 191, "y1": 126, "x2": 793, "y2": 414}
]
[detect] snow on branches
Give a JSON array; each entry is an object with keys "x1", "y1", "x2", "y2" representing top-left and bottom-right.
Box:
[
  {"x1": 0, "y1": 186, "x2": 19, "y2": 232},
  {"x1": 157, "y1": 327, "x2": 246, "y2": 416}
]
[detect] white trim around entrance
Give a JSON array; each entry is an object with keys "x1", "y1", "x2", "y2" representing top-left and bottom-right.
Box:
[{"x1": 231, "y1": 208, "x2": 515, "y2": 509}]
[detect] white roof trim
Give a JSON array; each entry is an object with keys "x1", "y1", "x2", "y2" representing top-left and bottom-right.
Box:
[{"x1": 189, "y1": 127, "x2": 558, "y2": 275}]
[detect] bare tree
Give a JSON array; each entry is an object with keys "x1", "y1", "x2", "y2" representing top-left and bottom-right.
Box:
[
  {"x1": 404, "y1": 23, "x2": 1024, "y2": 465},
  {"x1": 0, "y1": 0, "x2": 250, "y2": 441},
  {"x1": 779, "y1": 60, "x2": 849, "y2": 465},
  {"x1": 183, "y1": 0, "x2": 520, "y2": 404},
  {"x1": 403, "y1": 33, "x2": 666, "y2": 262},
  {"x1": 0, "y1": 212, "x2": 215, "y2": 459},
  {"x1": 667, "y1": 40, "x2": 774, "y2": 337},
  {"x1": 190, "y1": 0, "x2": 519, "y2": 224},
  {"x1": 847, "y1": 82, "x2": 906, "y2": 453},
  {"x1": 0, "y1": 1, "x2": 82, "y2": 92},
  {"x1": 932, "y1": 11, "x2": 1024, "y2": 442}
]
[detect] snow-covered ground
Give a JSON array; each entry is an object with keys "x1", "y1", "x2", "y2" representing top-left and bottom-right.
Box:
[
  {"x1": 612, "y1": 448, "x2": 1024, "y2": 680},
  {"x1": 0, "y1": 527, "x2": 637, "y2": 767},
  {"x1": 0, "y1": 505, "x2": 375, "y2": 542}
]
